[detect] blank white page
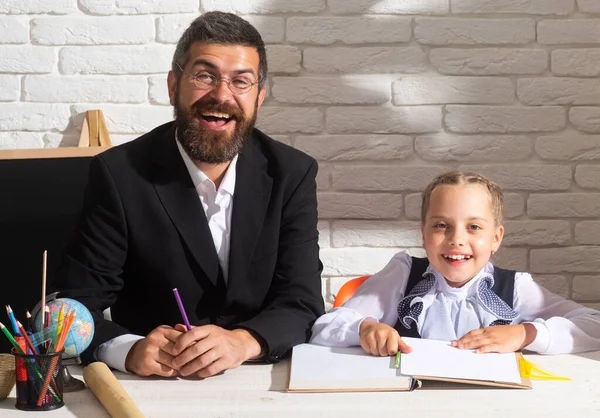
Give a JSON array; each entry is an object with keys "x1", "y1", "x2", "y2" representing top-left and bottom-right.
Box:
[
  {"x1": 288, "y1": 344, "x2": 412, "y2": 391},
  {"x1": 400, "y1": 337, "x2": 521, "y2": 384}
]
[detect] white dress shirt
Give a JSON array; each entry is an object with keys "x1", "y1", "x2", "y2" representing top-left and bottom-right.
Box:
[
  {"x1": 310, "y1": 251, "x2": 600, "y2": 355},
  {"x1": 96, "y1": 137, "x2": 237, "y2": 372}
]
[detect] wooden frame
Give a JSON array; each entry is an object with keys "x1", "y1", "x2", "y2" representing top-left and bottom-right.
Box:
[
  {"x1": 78, "y1": 109, "x2": 112, "y2": 148},
  {"x1": 0, "y1": 110, "x2": 112, "y2": 160}
]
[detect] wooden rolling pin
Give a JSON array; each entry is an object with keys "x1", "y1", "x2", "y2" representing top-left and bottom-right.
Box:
[{"x1": 83, "y1": 362, "x2": 145, "y2": 418}]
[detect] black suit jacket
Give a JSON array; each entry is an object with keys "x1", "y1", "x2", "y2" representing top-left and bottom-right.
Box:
[{"x1": 54, "y1": 122, "x2": 324, "y2": 364}]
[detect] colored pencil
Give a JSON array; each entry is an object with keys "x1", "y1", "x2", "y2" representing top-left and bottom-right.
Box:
[
  {"x1": 55, "y1": 304, "x2": 65, "y2": 347},
  {"x1": 6, "y1": 305, "x2": 20, "y2": 336},
  {"x1": 0, "y1": 323, "x2": 60, "y2": 402},
  {"x1": 16, "y1": 321, "x2": 38, "y2": 355},
  {"x1": 37, "y1": 310, "x2": 75, "y2": 406},
  {"x1": 44, "y1": 306, "x2": 50, "y2": 328},
  {"x1": 53, "y1": 309, "x2": 74, "y2": 353},
  {"x1": 0, "y1": 322, "x2": 20, "y2": 350},
  {"x1": 41, "y1": 250, "x2": 47, "y2": 329},
  {"x1": 172, "y1": 288, "x2": 192, "y2": 331},
  {"x1": 25, "y1": 310, "x2": 34, "y2": 333}
]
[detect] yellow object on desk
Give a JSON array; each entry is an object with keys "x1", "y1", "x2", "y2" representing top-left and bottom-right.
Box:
[
  {"x1": 83, "y1": 362, "x2": 144, "y2": 418},
  {"x1": 519, "y1": 357, "x2": 570, "y2": 381}
]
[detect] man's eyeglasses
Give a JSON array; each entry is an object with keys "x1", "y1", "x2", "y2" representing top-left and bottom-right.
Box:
[{"x1": 175, "y1": 62, "x2": 260, "y2": 95}]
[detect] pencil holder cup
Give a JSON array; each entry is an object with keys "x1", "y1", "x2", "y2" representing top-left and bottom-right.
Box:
[
  {"x1": 0, "y1": 353, "x2": 16, "y2": 400},
  {"x1": 12, "y1": 349, "x2": 64, "y2": 411}
]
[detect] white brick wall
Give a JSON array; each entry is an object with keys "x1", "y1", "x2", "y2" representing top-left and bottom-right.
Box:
[
  {"x1": 31, "y1": 17, "x2": 155, "y2": 45},
  {"x1": 415, "y1": 18, "x2": 535, "y2": 45},
  {"x1": 287, "y1": 17, "x2": 411, "y2": 44},
  {"x1": 2, "y1": 0, "x2": 600, "y2": 305},
  {"x1": 570, "y1": 108, "x2": 600, "y2": 133},
  {"x1": 552, "y1": 49, "x2": 600, "y2": 77},
  {"x1": 451, "y1": 0, "x2": 574, "y2": 15},
  {"x1": 579, "y1": 0, "x2": 600, "y2": 14},
  {"x1": 0, "y1": 17, "x2": 28, "y2": 44},
  {"x1": 430, "y1": 49, "x2": 548, "y2": 75}
]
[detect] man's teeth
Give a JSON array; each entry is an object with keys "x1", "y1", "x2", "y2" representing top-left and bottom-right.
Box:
[
  {"x1": 444, "y1": 254, "x2": 471, "y2": 260},
  {"x1": 202, "y1": 112, "x2": 231, "y2": 119}
]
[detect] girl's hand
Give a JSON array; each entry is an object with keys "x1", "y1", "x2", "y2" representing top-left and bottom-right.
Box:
[
  {"x1": 359, "y1": 320, "x2": 412, "y2": 356},
  {"x1": 452, "y1": 324, "x2": 537, "y2": 353}
]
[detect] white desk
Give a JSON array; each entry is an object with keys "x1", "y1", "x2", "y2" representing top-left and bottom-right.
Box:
[{"x1": 2, "y1": 351, "x2": 599, "y2": 417}]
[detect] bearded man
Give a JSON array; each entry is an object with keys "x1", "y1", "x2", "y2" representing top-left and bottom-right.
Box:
[{"x1": 54, "y1": 12, "x2": 324, "y2": 378}]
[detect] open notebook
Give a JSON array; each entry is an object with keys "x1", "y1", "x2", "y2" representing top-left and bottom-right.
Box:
[{"x1": 287, "y1": 337, "x2": 531, "y2": 392}]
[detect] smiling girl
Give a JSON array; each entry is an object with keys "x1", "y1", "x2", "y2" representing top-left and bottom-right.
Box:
[{"x1": 311, "y1": 171, "x2": 600, "y2": 356}]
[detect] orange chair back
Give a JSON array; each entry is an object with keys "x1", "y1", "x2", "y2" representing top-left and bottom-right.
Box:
[{"x1": 333, "y1": 275, "x2": 371, "y2": 308}]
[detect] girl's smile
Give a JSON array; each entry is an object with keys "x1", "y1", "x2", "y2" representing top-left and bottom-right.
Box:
[{"x1": 422, "y1": 184, "x2": 504, "y2": 288}]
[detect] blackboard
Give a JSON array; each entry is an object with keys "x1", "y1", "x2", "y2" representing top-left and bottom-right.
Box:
[{"x1": 0, "y1": 152, "x2": 98, "y2": 353}]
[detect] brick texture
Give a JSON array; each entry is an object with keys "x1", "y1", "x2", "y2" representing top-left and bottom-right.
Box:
[
  {"x1": 552, "y1": 49, "x2": 600, "y2": 77},
  {"x1": 451, "y1": 0, "x2": 574, "y2": 15},
  {"x1": 0, "y1": 17, "x2": 28, "y2": 44},
  {"x1": 415, "y1": 18, "x2": 535, "y2": 45}
]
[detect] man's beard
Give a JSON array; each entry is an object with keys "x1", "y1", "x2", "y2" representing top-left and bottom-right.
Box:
[{"x1": 174, "y1": 93, "x2": 257, "y2": 164}]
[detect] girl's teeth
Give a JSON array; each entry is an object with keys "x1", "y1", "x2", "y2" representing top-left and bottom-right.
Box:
[{"x1": 445, "y1": 255, "x2": 470, "y2": 260}]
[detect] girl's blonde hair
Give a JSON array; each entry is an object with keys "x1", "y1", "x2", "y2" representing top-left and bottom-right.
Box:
[{"x1": 421, "y1": 171, "x2": 504, "y2": 226}]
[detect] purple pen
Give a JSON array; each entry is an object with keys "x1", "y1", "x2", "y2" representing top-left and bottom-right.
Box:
[{"x1": 172, "y1": 288, "x2": 192, "y2": 331}]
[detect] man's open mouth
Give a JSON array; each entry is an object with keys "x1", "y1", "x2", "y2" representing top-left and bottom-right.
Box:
[
  {"x1": 198, "y1": 111, "x2": 236, "y2": 128},
  {"x1": 201, "y1": 111, "x2": 234, "y2": 126}
]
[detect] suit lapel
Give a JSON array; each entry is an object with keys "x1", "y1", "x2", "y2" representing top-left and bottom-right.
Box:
[
  {"x1": 151, "y1": 127, "x2": 220, "y2": 286},
  {"x1": 227, "y1": 138, "x2": 273, "y2": 295}
]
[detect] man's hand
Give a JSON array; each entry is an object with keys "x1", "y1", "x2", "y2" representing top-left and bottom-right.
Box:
[
  {"x1": 359, "y1": 320, "x2": 412, "y2": 356},
  {"x1": 171, "y1": 325, "x2": 262, "y2": 378},
  {"x1": 125, "y1": 325, "x2": 183, "y2": 377},
  {"x1": 452, "y1": 324, "x2": 538, "y2": 353}
]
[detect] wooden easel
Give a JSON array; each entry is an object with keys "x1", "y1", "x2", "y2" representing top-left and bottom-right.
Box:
[
  {"x1": 78, "y1": 110, "x2": 112, "y2": 148},
  {"x1": 0, "y1": 110, "x2": 112, "y2": 160}
]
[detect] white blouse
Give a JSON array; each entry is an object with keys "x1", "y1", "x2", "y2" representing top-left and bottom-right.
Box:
[{"x1": 310, "y1": 252, "x2": 600, "y2": 354}]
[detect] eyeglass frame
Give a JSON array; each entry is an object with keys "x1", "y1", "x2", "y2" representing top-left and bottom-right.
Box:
[{"x1": 174, "y1": 61, "x2": 262, "y2": 95}]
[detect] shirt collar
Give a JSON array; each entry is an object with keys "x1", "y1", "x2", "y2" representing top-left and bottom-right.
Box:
[
  {"x1": 428, "y1": 262, "x2": 493, "y2": 295},
  {"x1": 175, "y1": 132, "x2": 238, "y2": 197}
]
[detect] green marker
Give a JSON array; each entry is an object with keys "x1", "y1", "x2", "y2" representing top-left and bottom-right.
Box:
[{"x1": 394, "y1": 351, "x2": 401, "y2": 369}]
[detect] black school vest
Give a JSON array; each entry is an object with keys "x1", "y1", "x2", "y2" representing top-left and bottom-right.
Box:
[{"x1": 393, "y1": 256, "x2": 516, "y2": 338}]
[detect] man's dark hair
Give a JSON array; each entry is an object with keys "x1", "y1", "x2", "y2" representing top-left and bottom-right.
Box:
[{"x1": 172, "y1": 11, "x2": 268, "y2": 88}]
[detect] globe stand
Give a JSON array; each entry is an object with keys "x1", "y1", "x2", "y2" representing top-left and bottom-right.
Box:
[
  {"x1": 31, "y1": 293, "x2": 92, "y2": 393},
  {"x1": 62, "y1": 356, "x2": 86, "y2": 392}
]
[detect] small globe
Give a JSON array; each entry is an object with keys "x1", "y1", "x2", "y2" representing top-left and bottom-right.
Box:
[{"x1": 34, "y1": 298, "x2": 94, "y2": 358}]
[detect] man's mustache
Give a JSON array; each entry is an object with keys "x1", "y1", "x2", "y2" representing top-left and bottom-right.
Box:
[{"x1": 190, "y1": 101, "x2": 244, "y2": 121}]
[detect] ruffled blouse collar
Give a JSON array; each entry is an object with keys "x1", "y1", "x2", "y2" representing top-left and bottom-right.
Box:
[{"x1": 396, "y1": 262, "x2": 518, "y2": 338}]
